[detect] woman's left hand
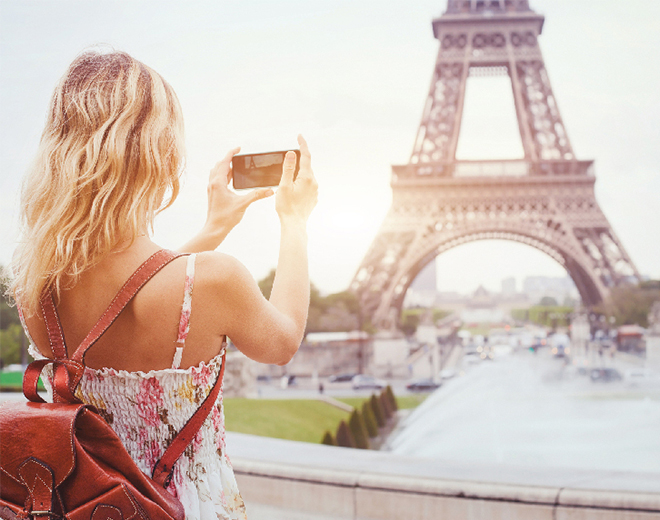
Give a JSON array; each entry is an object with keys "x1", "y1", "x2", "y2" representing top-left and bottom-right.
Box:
[
  {"x1": 205, "y1": 147, "x2": 273, "y2": 235},
  {"x1": 179, "y1": 147, "x2": 273, "y2": 253}
]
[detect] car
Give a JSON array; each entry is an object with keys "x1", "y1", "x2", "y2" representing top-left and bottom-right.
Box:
[
  {"x1": 464, "y1": 352, "x2": 480, "y2": 364},
  {"x1": 480, "y1": 350, "x2": 494, "y2": 361},
  {"x1": 625, "y1": 368, "x2": 660, "y2": 387},
  {"x1": 328, "y1": 373, "x2": 357, "y2": 383},
  {"x1": 439, "y1": 369, "x2": 456, "y2": 380},
  {"x1": 351, "y1": 374, "x2": 387, "y2": 390},
  {"x1": 406, "y1": 378, "x2": 441, "y2": 392},
  {"x1": 552, "y1": 344, "x2": 570, "y2": 358},
  {"x1": 590, "y1": 368, "x2": 623, "y2": 382}
]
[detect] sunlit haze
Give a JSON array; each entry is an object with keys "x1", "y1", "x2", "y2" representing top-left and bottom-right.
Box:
[{"x1": 1, "y1": 0, "x2": 658, "y2": 296}]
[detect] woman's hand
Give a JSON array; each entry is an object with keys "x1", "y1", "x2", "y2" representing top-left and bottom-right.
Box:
[
  {"x1": 179, "y1": 147, "x2": 273, "y2": 253},
  {"x1": 275, "y1": 135, "x2": 318, "y2": 226},
  {"x1": 205, "y1": 147, "x2": 274, "y2": 236}
]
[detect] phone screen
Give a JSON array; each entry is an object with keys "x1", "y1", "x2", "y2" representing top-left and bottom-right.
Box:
[{"x1": 232, "y1": 150, "x2": 300, "y2": 189}]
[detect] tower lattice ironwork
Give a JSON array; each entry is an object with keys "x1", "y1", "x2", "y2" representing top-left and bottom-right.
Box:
[{"x1": 351, "y1": 0, "x2": 639, "y2": 329}]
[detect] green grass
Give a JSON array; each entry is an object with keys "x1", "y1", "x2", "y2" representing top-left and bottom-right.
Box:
[
  {"x1": 338, "y1": 393, "x2": 430, "y2": 411},
  {"x1": 0, "y1": 371, "x2": 45, "y2": 391},
  {"x1": 459, "y1": 324, "x2": 492, "y2": 337},
  {"x1": 224, "y1": 398, "x2": 350, "y2": 444},
  {"x1": 396, "y1": 393, "x2": 431, "y2": 409}
]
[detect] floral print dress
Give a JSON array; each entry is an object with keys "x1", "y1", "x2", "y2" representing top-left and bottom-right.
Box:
[{"x1": 26, "y1": 254, "x2": 247, "y2": 520}]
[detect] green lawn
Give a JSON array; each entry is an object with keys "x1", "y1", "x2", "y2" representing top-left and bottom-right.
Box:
[
  {"x1": 223, "y1": 393, "x2": 431, "y2": 445},
  {"x1": 224, "y1": 398, "x2": 350, "y2": 444},
  {"x1": 0, "y1": 371, "x2": 45, "y2": 391},
  {"x1": 338, "y1": 393, "x2": 430, "y2": 411}
]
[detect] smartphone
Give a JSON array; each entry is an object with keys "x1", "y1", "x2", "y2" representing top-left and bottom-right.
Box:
[{"x1": 232, "y1": 150, "x2": 300, "y2": 190}]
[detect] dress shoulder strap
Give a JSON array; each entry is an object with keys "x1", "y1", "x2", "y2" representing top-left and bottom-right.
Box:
[{"x1": 172, "y1": 253, "x2": 197, "y2": 369}]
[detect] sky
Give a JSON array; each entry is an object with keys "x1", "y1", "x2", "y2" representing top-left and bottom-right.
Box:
[{"x1": 1, "y1": 0, "x2": 658, "y2": 296}]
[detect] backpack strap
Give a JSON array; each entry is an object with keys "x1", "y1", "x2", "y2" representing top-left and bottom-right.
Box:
[
  {"x1": 70, "y1": 249, "x2": 185, "y2": 365},
  {"x1": 152, "y1": 343, "x2": 227, "y2": 488},
  {"x1": 40, "y1": 293, "x2": 68, "y2": 360},
  {"x1": 26, "y1": 249, "x2": 185, "y2": 401}
]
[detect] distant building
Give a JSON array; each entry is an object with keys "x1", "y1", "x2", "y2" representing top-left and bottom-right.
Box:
[
  {"x1": 522, "y1": 275, "x2": 578, "y2": 305},
  {"x1": 501, "y1": 277, "x2": 516, "y2": 297},
  {"x1": 460, "y1": 285, "x2": 505, "y2": 323}
]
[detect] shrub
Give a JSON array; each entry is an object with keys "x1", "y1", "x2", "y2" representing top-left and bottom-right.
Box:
[
  {"x1": 361, "y1": 401, "x2": 378, "y2": 438},
  {"x1": 385, "y1": 385, "x2": 398, "y2": 411},
  {"x1": 335, "y1": 420, "x2": 356, "y2": 448},
  {"x1": 370, "y1": 394, "x2": 385, "y2": 427},
  {"x1": 379, "y1": 391, "x2": 393, "y2": 420},
  {"x1": 348, "y1": 410, "x2": 370, "y2": 449},
  {"x1": 321, "y1": 430, "x2": 336, "y2": 446}
]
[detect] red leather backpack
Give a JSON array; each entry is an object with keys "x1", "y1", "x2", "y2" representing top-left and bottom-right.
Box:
[{"x1": 0, "y1": 250, "x2": 225, "y2": 520}]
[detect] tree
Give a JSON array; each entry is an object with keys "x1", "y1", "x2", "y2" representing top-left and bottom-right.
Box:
[
  {"x1": 379, "y1": 392, "x2": 393, "y2": 420},
  {"x1": 597, "y1": 284, "x2": 660, "y2": 327},
  {"x1": 370, "y1": 394, "x2": 385, "y2": 427},
  {"x1": 361, "y1": 401, "x2": 378, "y2": 438},
  {"x1": 335, "y1": 420, "x2": 356, "y2": 448},
  {"x1": 257, "y1": 269, "x2": 277, "y2": 299},
  {"x1": 385, "y1": 385, "x2": 398, "y2": 412},
  {"x1": 257, "y1": 271, "x2": 364, "y2": 333},
  {"x1": 539, "y1": 296, "x2": 558, "y2": 306},
  {"x1": 321, "y1": 431, "x2": 336, "y2": 446},
  {"x1": 0, "y1": 269, "x2": 27, "y2": 368},
  {"x1": 324, "y1": 291, "x2": 359, "y2": 315},
  {"x1": 400, "y1": 313, "x2": 420, "y2": 337},
  {"x1": 306, "y1": 286, "x2": 362, "y2": 333},
  {"x1": 348, "y1": 409, "x2": 370, "y2": 449},
  {"x1": 0, "y1": 324, "x2": 24, "y2": 367}
]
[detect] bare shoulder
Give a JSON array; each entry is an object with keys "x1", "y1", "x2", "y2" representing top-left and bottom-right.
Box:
[
  {"x1": 192, "y1": 251, "x2": 264, "y2": 310},
  {"x1": 194, "y1": 251, "x2": 253, "y2": 287}
]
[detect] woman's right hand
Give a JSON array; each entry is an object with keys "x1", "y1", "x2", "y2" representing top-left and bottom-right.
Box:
[{"x1": 275, "y1": 135, "x2": 318, "y2": 225}]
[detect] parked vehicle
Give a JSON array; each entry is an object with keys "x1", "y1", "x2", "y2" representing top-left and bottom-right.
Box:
[
  {"x1": 480, "y1": 348, "x2": 494, "y2": 361},
  {"x1": 625, "y1": 368, "x2": 660, "y2": 387},
  {"x1": 328, "y1": 373, "x2": 357, "y2": 383},
  {"x1": 406, "y1": 378, "x2": 441, "y2": 392},
  {"x1": 351, "y1": 374, "x2": 387, "y2": 390},
  {"x1": 590, "y1": 368, "x2": 623, "y2": 382},
  {"x1": 552, "y1": 344, "x2": 570, "y2": 358},
  {"x1": 439, "y1": 369, "x2": 456, "y2": 380},
  {"x1": 550, "y1": 333, "x2": 571, "y2": 358},
  {"x1": 464, "y1": 352, "x2": 480, "y2": 364}
]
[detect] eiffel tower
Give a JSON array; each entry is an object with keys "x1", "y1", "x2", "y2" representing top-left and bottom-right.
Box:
[{"x1": 351, "y1": 0, "x2": 639, "y2": 330}]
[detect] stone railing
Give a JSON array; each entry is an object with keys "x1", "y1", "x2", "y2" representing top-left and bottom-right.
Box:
[{"x1": 228, "y1": 432, "x2": 660, "y2": 520}]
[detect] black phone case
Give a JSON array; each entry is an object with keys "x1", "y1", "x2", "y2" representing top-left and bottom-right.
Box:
[{"x1": 232, "y1": 150, "x2": 300, "y2": 190}]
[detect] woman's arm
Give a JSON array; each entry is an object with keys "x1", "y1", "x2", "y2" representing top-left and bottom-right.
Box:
[
  {"x1": 179, "y1": 147, "x2": 273, "y2": 253},
  {"x1": 269, "y1": 136, "x2": 318, "y2": 342},
  {"x1": 199, "y1": 136, "x2": 318, "y2": 365}
]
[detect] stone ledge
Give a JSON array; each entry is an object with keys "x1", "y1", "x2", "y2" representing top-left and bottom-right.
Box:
[{"x1": 228, "y1": 432, "x2": 660, "y2": 519}]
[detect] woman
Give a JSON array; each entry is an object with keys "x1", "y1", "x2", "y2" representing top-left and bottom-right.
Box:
[{"x1": 9, "y1": 50, "x2": 317, "y2": 519}]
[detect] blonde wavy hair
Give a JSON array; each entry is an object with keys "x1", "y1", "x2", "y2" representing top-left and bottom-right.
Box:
[{"x1": 10, "y1": 49, "x2": 185, "y2": 316}]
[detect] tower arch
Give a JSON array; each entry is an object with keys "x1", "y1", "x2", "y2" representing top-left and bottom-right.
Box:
[{"x1": 386, "y1": 229, "x2": 602, "y2": 330}]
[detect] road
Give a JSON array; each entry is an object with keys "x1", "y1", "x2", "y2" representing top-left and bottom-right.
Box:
[{"x1": 388, "y1": 347, "x2": 660, "y2": 474}]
